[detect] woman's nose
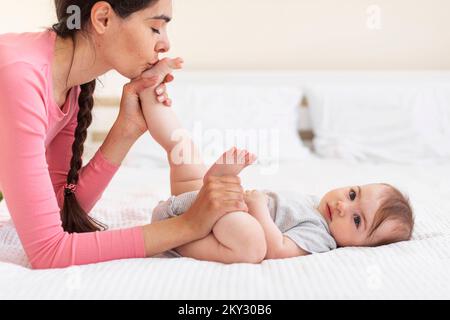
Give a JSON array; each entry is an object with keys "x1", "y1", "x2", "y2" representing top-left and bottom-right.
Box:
[{"x1": 155, "y1": 39, "x2": 171, "y2": 53}]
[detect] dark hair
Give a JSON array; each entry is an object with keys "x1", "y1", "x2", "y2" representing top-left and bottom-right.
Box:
[
  {"x1": 368, "y1": 184, "x2": 414, "y2": 246},
  {"x1": 52, "y1": 0, "x2": 158, "y2": 233}
]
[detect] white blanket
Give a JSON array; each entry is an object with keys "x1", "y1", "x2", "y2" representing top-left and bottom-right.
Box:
[{"x1": 1, "y1": 156, "x2": 450, "y2": 299}]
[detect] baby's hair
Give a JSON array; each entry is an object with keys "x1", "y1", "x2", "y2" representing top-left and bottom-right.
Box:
[{"x1": 367, "y1": 184, "x2": 414, "y2": 246}]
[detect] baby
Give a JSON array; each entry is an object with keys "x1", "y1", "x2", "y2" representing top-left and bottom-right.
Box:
[{"x1": 140, "y1": 59, "x2": 415, "y2": 264}]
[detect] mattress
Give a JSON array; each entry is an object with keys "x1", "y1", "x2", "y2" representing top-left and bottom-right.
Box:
[{"x1": 1, "y1": 156, "x2": 450, "y2": 299}]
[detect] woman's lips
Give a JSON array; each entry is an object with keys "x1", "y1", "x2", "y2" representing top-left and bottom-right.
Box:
[{"x1": 326, "y1": 204, "x2": 333, "y2": 221}]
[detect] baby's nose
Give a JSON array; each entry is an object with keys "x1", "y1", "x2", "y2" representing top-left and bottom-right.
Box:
[{"x1": 336, "y1": 201, "x2": 346, "y2": 217}]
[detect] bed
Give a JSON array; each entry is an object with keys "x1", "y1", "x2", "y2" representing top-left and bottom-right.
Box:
[{"x1": 1, "y1": 71, "x2": 450, "y2": 299}]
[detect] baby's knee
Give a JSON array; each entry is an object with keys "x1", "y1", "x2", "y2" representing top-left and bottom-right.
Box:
[{"x1": 214, "y1": 211, "x2": 267, "y2": 263}]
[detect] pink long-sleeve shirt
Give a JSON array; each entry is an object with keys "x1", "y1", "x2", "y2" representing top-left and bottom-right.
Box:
[{"x1": 0, "y1": 30, "x2": 146, "y2": 269}]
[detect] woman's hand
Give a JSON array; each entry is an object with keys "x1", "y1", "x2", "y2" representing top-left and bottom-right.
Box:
[
  {"x1": 139, "y1": 57, "x2": 183, "y2": 107},
  {"x1": 245, "y1": 190, "x2": 268, "y2": 206},
  {"x1": 114, "y1": 60, "x2": 180, "y2": 140},
  {"x1": 182, "y1": 175, "x2": 248, "y2": 239}
]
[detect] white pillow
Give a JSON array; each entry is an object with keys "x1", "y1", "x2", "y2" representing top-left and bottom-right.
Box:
[
  {"x1": 127, "y1": 83, "x2": 310, "y2": 170},
  {"x1": 307, "y1": 83, "x2": 450, "y2": 164}
]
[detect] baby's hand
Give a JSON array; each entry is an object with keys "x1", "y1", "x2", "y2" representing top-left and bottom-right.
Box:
[
  {"x1": 139, "y1": 57, "x2": 184, "y2": 106},
  {"x1": 244, "y1": 190, "x2": 269, "y2": 218}
]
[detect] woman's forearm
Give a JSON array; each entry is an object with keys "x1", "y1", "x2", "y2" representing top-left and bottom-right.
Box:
[
  {"x1": 142, "y1": 214, "x2": 200, "y2": 257},
  {"x1": 98, "y1": 121, "x2": 139, "y2": 166}
]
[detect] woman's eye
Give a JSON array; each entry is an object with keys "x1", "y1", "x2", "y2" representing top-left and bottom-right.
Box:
[
  {"x1": 349, "y1": 189, "x2": 356, "y2": 201},
  {"x1": 353, "y1": 215, "x2": 361, "y2": 228},
  {"x1": 151, "y1": 28, "x2": 160, "y2": 34}
]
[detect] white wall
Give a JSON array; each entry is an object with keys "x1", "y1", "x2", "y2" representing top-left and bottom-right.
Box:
[
  {"x1": 1, "y1": 0, "x2": 449, "y2": 70},
  {"x1": 0, "y1": 0, "x2": 55, "y2": 33},
  {"x1": 168, "y1": 0, "x2": 450, "y2": 70}
]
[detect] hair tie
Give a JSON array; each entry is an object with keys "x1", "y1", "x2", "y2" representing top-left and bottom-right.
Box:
[{"x1": 64, "y1": 183, "x2": 77, "y2": 196}]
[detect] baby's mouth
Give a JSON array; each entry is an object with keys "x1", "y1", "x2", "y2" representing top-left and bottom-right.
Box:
[{"x1": 326, "y1": 204, "x2": 333, "y2": 221}]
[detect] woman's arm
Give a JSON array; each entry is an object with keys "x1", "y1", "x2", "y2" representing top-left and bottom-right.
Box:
[
  {"x1": 0, "y1": 63, "x2": 148, "y2": 269},
  {"x1": 99, "y1": 76, "x2": 166, "y2": 166},
  {"x1": 47, "y1": 77, "x2": 160, "y2": 213},
  {"x1": 142, "y1": 175, "x2": 247, "y2": 256}
]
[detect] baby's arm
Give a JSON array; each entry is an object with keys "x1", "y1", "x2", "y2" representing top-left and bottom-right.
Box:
[
  {"x1": 139, "y1": 58, "x2": 207, "y2": 195},
  {"x1": 244, "y1": 190, "x2": 309, "y2": 259}
]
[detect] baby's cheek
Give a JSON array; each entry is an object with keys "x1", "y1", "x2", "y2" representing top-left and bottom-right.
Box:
[{"x1": 330, "y1": 225, "x2": 353, "y2": 247}]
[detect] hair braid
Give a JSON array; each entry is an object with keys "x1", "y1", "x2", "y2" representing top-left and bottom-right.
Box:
[{"x1": 61, "y1": 80, "x2": 107, "y2": 233}]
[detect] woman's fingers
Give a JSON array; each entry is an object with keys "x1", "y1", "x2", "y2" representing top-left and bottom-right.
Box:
[
  {"x1": 141, "y1": 57, "x2": 183, "y2": 81},
  {"x1": 164, "y1": 74, "x2": 174, "y2": 83},
  {"x1": 219, "y1": 183, "x2": 245, "y2": 194},
  {"x1": 204, "y1": 174, "x2": 242, "y2": 186},
  {"x1": 222, "y1": 199, "x2": 249, "y2": 213},
  {"x1": 157, "y1": 92, "x2": 169, "y2": 103},
  {"x1": 155, "y1": 82, "x2": 174, "y2": 107},
  {"x1": 138, "y1": 58, "x2": 182, "y2": 106},
  {"x1": 203, "y1": 176, "x2": 247, "y2": 211},
  {"x1": 163, "y1": 98, "x2": 172, "y2": 107},
  {"x1": 155, "y1": 83, "x2": 166, "y2": 95},
  {"x1": 126, "y1": 76, "x2": 158, "y2": 95},
  {"x1": 183, "y1": 170, "x2": 246, "y2": 237}
]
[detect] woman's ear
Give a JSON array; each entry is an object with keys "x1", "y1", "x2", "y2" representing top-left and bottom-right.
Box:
[{"x1": 90, "y1": 1, "x2": 115, "y2": 34}]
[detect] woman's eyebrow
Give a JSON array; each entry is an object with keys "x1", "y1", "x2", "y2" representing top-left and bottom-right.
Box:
[{"x1": 148, "y1": 15, "x2": 172, "y2": 23}]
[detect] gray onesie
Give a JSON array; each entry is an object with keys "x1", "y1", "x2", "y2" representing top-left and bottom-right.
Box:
[{"x1": 152, "y1": 190, "x2": 337, "y2": 254}]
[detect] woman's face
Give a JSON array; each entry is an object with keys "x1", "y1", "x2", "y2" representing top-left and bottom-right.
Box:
[{"x1": 94, "y1": 0, "x2": 173, "y2": 79}]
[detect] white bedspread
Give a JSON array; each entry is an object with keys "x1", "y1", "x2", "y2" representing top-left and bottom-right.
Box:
[{"x1": 1, "y1": 156, "x2": 450, "y2": 299}]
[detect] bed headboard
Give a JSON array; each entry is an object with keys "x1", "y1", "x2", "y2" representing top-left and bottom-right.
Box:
[{"x1": 90, "y1": 70, "x2": 450, "y2": 147}]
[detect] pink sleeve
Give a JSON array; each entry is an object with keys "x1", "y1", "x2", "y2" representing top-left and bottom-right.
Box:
[
  {"x1": 0, "y1": 62, "x2": 146, "y2": 269},
  {"x1": 47, "y1": 111, "x2": 121, "y2": 213}
]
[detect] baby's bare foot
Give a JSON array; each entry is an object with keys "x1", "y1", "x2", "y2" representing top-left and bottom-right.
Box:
[
  {"x1": 141, "y1": 57, "x2": 184, "y2": 85},
  {"x1": 205, "y1": 147, "x2": 257, "y2": 177}
]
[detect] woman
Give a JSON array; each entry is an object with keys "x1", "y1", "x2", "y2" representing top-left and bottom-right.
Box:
[{"x1": 0, "y1": 0, "x2": 247, "y2": 269}]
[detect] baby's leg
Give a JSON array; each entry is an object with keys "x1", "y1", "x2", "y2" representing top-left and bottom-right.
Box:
[
  {"x1": 176, "y1": 211, "x2": 267, "y2": 264},
  {"x1": 168, "y1": 146, "x2": 256, "y2": 196},
  {"x1": 139, "y1": 59, "x2": 254, "y2": 195},
  {"x1": 141, "y1": 82, "x2": 255, "y2": 196}
]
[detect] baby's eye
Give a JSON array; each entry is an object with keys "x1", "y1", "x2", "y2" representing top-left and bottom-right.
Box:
[
  {"x1": 151, "y1": 28, "x2": 161, "y2": 34},
  {"x1": 349, "y1": 189, "x2": 356, "y2": 201},
  {"x1": 353, "y1": 214, "x2": 361, "y2": 228}
]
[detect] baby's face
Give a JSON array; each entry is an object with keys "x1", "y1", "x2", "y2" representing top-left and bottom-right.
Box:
[{"x1": 317, "y1": 183, "x2": 391, "y2": 247}]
